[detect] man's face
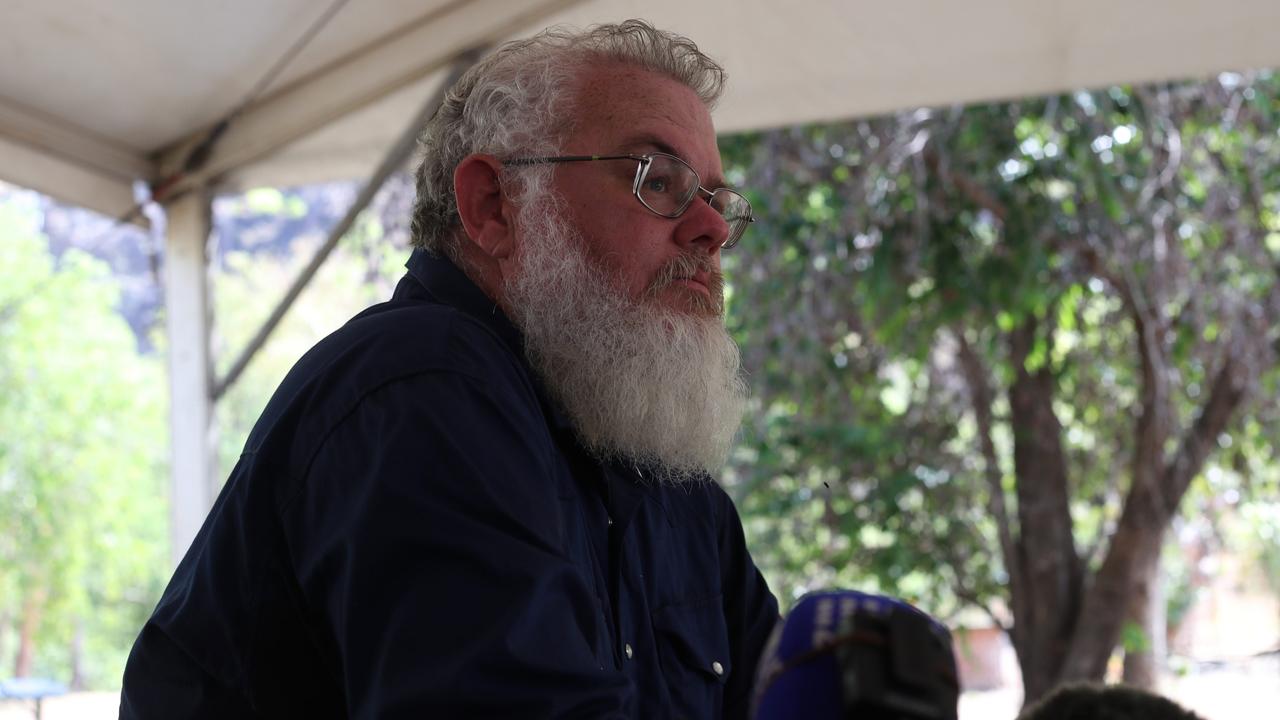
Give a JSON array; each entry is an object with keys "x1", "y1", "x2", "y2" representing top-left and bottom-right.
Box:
[
  {"x1": 503, "y1": 183, "x2": 749, "y2": 483},
  {"x1": 545, "y1": 63, "x2": 731, "y2": 316},
  {"x1": 498, "y1": 64, "x2": 748, "y2": 482}
]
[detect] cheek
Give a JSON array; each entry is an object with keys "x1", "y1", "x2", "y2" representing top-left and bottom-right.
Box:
[
  {"x1": 593, "y1": 246, "x2": 654, "y2": 297},
  {"x1": 619, "y1": 245, "x2": 674, "y2": 295},
  {"x1": 627, "y1": 264, "x2": 660, "y2": 297},
  {"x1": 570, "y1": 205, "x2": 674, "y2": 297}
]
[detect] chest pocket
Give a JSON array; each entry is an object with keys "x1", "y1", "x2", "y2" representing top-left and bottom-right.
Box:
[{"x1": 652, "y1": 594, "x2": 732, "y2": 719}]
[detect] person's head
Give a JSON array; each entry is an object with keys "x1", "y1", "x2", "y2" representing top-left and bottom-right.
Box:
[
  {"x1": 410, "y1": 20, "x2": 752, "y2": 483},
  {"x1": 1017, "y1": 684, "x2": 1205, "y2": 720},
  {"x1": 411, "y1": 19, "x2": 732, "y2": 276}
]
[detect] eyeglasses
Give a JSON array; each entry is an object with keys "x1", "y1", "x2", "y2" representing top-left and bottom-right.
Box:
[{"x1": 503, "y1": 152, "x2": 754, "y2": 249}]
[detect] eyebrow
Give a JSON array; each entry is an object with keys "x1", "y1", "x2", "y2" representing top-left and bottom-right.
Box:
[{"x1": 617, "y1": 133, "x2": 730, "y2": 189}]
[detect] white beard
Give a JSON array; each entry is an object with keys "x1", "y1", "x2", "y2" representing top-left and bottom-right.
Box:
[{"x1": 503, "y1": 190, "x2": 749, "y2": 485}]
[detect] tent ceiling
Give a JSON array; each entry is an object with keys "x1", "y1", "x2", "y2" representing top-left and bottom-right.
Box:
[{"x1": 4, "y1": 0, "x2": 1279, "y2": 217}]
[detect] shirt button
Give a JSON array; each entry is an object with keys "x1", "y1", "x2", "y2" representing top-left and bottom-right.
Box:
[
  {"x1": 624, "y1": 643, "x2": 634, "y2": 659},
  {"x1": 712, "y1": 661, "x2": 724, "y2": 676},
  {"x1": 607, "y1": 516, "x2": 614, "y2": 526}
]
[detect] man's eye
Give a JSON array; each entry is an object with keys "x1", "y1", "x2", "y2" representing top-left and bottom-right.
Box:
[{"x1": 644, "y1": 174, "x2": 672, "y2": 194}]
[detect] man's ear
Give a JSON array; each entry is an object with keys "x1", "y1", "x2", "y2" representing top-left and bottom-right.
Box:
[{"x1": 454, "y1": 154, "x2": 516, "y2": 261}]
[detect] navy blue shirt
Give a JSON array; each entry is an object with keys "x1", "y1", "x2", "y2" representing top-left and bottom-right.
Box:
[{"x1": 122, "y1": 250, "x2": 779, "y2": 718}]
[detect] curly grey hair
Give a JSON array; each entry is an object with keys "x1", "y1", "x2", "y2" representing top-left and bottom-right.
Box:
[{"x1": 409, "y1": 19, "x2": 727, "y2": 260}]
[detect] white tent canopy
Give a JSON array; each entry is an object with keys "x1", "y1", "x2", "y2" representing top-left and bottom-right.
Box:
[
  {"x1": 6, "y1": 0, "x2": 1279, "y2": 219},
  {"x1": 4, "y1": 0, "x2": 1279, "y2": 562}
]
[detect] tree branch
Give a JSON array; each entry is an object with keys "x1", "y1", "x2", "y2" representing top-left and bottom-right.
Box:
[
  {"x1": 922, "y1": 147, "x2": 1009, "y2": 223},
  {"x1": 928, "y1": 511, "x2": 1013, "y2": 636},
  {"x1": 950, "y1": 583, "x2": 1011, "y2": 637},
  {"x1": 1128, "y1": 271, "x2": 1176, "y2": 514},
  {"x1": 1161, "y1": 349, "x2": 1250, "y2": 511},
  {"x1": 1078, "y1": 461, "x2": 1124, "y2": 571},
  {"x1": 953, "y1": 329, "x2": 1023, "y2": 605},
  {"x1": 1132, "y1": 85, "x2": 1183, "y2": 212}
]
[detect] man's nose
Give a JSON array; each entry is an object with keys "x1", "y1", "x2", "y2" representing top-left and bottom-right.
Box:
[{"x1": 673, "y1": 190, "x2": 729, "y2": 253}]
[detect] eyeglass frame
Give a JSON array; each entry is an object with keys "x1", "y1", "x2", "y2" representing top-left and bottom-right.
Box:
[{"x1": 502, "y1": 152, "x2": 754, "y2": 249}]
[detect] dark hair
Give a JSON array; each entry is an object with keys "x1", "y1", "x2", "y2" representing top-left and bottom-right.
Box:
[{"x1": 1017, "y1": 684, "x2": 1204, "y2": 720}]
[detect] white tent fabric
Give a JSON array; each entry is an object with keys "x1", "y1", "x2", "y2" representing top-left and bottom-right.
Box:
[{"x1": 4, "y1": 0, "x2": 1280, "y2": 217}]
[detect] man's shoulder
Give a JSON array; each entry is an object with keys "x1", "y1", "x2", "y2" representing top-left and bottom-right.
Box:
[
  {"x1": 247, "y1": 297, "x2": 535, "y2": 450},
  {"x1": 335, "y1": 296, "x2": 517, "y2": 373}
]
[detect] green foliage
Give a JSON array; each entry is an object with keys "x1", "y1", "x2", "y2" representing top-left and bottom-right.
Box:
[
  {"x1": 720, "y1": 69, "x2": 1280, "y2": 635},
  {"x1": 1120, "y1": 620, "x2": 1151, "y2": 654},
  {"x1": 0, "y1": 177, "x2": 414, "y2": 688},
  {"x1": 0, "y1": 195, "x2": 168, "y2": 686}
]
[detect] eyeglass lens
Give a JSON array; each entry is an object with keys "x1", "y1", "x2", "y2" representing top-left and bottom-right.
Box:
[{"x1": 637, "y1": 154, "x2": 751, "y2": 247}]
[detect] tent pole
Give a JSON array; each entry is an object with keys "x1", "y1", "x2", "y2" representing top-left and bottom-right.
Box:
[{"x1": 163, "y1": 187, "x2": 216, "y2": 568}]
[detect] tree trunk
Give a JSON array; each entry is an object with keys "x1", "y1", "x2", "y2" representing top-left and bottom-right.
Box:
[
  {"x1": 70, "y1": 617, "x2": 86, "y2": 690},
  {"x1": 1117, "y1": 295, "x2": 1170, "y2": 690},
  {"x1": 0, "y1": 609, "x2": 8, "y2": 668},
  {"x1": 1122, "y1": 539, "x2": 1167, "y2": 689},
  {"x1": 1061, "y1": 351, "x2": 1248, "y2": 681},
  {"x1": 1060, "y1": 469, "x2": 1167, "y2": 681},
  {"x1": 955, "y1": 330, "x2": 1028, "y2": 679},
  {"x1": 1006, "y1": 320, "x2": 1083, "y2": 704},
  {"x1": 14, "y1": 589, "x2": 44, "y2": 678}
]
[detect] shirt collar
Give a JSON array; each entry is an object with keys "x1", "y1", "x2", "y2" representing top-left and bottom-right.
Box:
[
  {"x1": 401, "y1": 248, "x2": 523, "y2": 355},
  {"x1": 401, "y1": 249, "x2": 576, "y2": 434}
]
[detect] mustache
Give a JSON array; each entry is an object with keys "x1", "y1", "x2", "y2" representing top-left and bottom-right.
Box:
[{"x1": 645, "y1": 252, "x2": 725, "y2": 314}]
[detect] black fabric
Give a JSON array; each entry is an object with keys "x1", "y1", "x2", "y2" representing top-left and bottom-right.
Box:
[{"x1": 121, "y1": 249, "x2": 779, "y2": 719}]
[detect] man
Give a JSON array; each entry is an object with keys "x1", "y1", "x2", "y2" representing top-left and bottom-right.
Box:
[{"x1": 122, "y1": 19, "x2": 778, "y2": 719}]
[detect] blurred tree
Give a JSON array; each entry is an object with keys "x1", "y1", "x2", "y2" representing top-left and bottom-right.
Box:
[
  {"x1": 721, "y1": 70, "x2": 1280, "y2": 703},
  {"x1": 0, "y1": 173, "x2": 413, "y2": 689},
  {"x1": 0, "y1": 195, "x2": 168, "y2": 686}
]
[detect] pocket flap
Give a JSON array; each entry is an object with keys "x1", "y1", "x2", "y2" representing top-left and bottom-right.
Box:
[{"x1": 652, "y1": 594, "x2": 732, "y2": 685}]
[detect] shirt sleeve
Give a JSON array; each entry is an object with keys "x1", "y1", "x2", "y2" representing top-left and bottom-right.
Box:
[
  {"x1": 280, "y1": 370, "x2": 631, "y2": 719},
  {"x1": 714, "y1": 485, "x2": 781, "y2": 720}
]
